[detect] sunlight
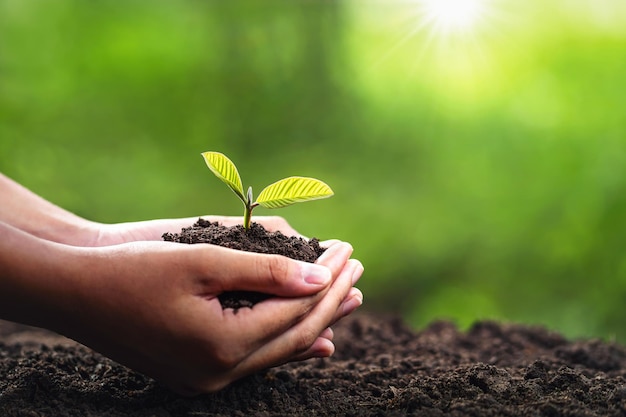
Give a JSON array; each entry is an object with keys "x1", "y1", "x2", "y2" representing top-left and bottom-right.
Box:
[
  {"x1": 359, "y1": 0, "x2": 509, "y2": 102},
  {"x1": 419, "y1": 0, "x2": 487, "y2": 36}
]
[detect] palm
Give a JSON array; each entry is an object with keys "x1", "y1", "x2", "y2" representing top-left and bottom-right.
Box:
[{"x1": 94, "y1": 216, "x2": 300, "y2": 246}]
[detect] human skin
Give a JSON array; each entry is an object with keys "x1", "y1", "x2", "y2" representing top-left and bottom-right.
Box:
[
  {"x1": 0, "y1": 173, "x2": 364, "y2": 394},
  {"x1": 0, "y1": 171, "x2": 302, "y2": 246}
]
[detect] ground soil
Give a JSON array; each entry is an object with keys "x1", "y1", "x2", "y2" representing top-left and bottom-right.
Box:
[
  {"x1": 1, "y1": 315, "x2": 625, "y2": 416},
  {"x1": 1, "y1": 220, "x2": 625, "y2": 416}
]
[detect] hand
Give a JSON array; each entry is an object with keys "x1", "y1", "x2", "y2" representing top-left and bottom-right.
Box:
[
  {"x1": 91, "y1": 215, "x2": 301, "y2": 246},
  {"x1": 0, "y1": 174, "x2": 364, "y2": 394},
  {"x1": 0, "y1": 173, "x2": 301, "y2": 247},
  {"x1": 47, "y1": 239, "x2": 363, "y2": 394}
]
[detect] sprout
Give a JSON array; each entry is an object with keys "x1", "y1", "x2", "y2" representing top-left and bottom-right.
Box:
[{"x1": 201, "y1": 151, "x2": 334, "y2": 230}]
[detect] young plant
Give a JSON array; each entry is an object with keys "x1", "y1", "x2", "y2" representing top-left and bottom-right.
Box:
[{"x1": 201, "y1": 151, "x2": 334, "y2": 230}]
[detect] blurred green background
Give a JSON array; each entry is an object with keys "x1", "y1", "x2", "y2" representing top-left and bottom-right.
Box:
[{"x1": 2, "y1": 0, "x2": 625, "y2": 341}]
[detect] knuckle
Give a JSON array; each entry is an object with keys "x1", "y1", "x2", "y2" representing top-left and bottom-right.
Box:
[
  {"x1": 263, "y1": 254, "x2": 291, "y2": 286},
  {"x1": 294, "y1": 327, "x2": 319, "y2": 353},
  {"x1": 211, "y1": 346, "x2": 242, "y2": 370},
  {"x1": 196, "y1": 337, "x2": 243, "y2": 371}
]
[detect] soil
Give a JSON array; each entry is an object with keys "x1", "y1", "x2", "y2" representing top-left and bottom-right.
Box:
[
  {"x1": 161, "y1": 219, "x2": 325, "y2": 263},
  {"x1": 162, "y1": 219, "x2": 325, "y2": 309},
  {"x1": 1, "y1": 220, "x2": 625, "y2": 416},
  {"x1": 1, "y1": 315, "x2": 625, "y2": 416}
]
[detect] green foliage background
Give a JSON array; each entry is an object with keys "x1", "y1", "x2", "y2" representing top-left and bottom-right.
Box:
[{"x1": 2, "y1": 0, "x2": 626, "y2": 341}]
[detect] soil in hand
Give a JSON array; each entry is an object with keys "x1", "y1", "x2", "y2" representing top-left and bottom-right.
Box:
[{"x1": 162, "y1": 218, "x2": 325, "y2": 309}]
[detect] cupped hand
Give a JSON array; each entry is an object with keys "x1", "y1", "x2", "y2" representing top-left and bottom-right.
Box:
[
  {"x1": 58, "y1": 240, "x2": 363, "y2": 394},
  {"x1": 90, "y1": 215, "x2": 301, "y2": 246}
]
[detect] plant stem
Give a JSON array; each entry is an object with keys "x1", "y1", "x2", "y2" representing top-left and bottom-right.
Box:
[
  {"x1": 243, "y1": 204, "x2": 251, "y2": 231},
  {"x1": 243, "y1": 186, "x2": 255, "y2": 231}
]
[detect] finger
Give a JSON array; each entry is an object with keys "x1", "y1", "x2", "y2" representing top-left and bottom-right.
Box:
[
  {"x1": 326, "y1": 260, "x2": 364, "y2": 325},
  {"x1": 331, "y1": 287, "x2": 363, "y2": 325},
  {"x1": 190, "y1": 294, "x2": 320, "y2": 374},
  {"x1": 186, "y1": 242, "x2": 355, "y2": 385},
  {"x1": 200, "y1": 291, "x2": 339, "y2": 372},
  {"x1": 290, "y1": 327, "x2": 334, "y2": 362},
  {"x1": 196, "y1": 242, "x2": 353, "y2": 297},
  {"x1": 315, "y1": 241, "x2": 353, "y2": 271},
  {"x1": 210, "y1": 295, "x2": 331, "y2": 357},
  {"x1": 319, "y1": 239, "x2": 341, "y2": 249},
  {"x1": 226, "y1": 253, "x2": 358, "y2": 380},
  {"x1": 320, "y1": 327, "x2": 334, "y2": 341},
  {"x1": 291, "y1": 337, "x2": 335, "y2": 362},
  {"x1": 346, "y1": 259, "x2": 364, "y2": 286}
]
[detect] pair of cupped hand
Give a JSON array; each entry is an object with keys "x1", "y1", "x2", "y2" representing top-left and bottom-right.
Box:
[{"x1": 8, "y1": 215, "x2": 363, "y2": 395}]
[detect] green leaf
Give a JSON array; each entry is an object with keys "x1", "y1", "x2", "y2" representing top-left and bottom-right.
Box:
[
  {"x1": 201, "y1": 151, "x2": 245, "y2": 202},
  {"x1": 256, "y1": 176, "x2": 334, "y2": 209}
]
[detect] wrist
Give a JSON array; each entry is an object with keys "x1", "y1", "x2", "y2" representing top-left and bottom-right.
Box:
[
  {"x1": 0, "y1": 223, "x2": 85, "y2": 330},
  {"x1": 41, "y1": 218, "x2": 102, "y2": 247},
  {"x1": 0, "y1": 174, "x2": 102, "y2": 246}
]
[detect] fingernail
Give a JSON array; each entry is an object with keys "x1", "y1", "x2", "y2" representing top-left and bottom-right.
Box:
[
  {"x1": 342, "y1": 293, "x2": 363, "y2": 316},
  {"x1": 302, "y1": 263, "x2": 332, "y2": 286}
]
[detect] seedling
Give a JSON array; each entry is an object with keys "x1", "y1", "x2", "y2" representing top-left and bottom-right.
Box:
[{"x1": 201, "y1": 151, "x2": 334, "y2": 230}]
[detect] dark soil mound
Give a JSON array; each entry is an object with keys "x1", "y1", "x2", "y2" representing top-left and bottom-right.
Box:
[
  {"x1": 161, "y1": 218, "x2": 325, "y2": 262},
  {"x1": 1, "y1": 315, "x2": 625, "y2": 416}
]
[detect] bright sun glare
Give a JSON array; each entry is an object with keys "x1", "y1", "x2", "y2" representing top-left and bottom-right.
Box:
[
  {"x1": 371, "y1": 0, "x2": 500, "y2": 83},
  {"x1": 419, "y1": 0, "x2": 487, "y2": 36}
]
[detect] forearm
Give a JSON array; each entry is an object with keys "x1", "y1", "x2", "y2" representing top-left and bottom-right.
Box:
[
  {"x1": 0, "y1": 173, "x2": 98, "y2": 245},
  {"x1": 0, "y1": 220, "x2": 83, "y2": 328}
]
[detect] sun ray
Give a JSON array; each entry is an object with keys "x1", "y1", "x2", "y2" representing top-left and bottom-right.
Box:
[
  {"x1": 419, "y1": 0, "x2": 488, "y2": 36},
  {"x1": 360, "y1": 0, "x2": 512, "y2": 103}
]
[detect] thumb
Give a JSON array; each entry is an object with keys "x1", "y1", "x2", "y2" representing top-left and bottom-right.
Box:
[{"x1": 199, "y1": 242, "x2": 353, "y2": 297}]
